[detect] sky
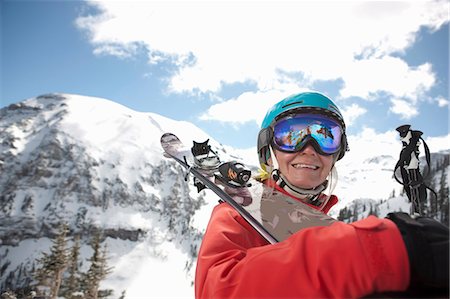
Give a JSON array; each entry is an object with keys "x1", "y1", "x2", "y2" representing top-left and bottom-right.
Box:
[{"x1": 1, "y1": 0, "x2": 449, "y2": 150}]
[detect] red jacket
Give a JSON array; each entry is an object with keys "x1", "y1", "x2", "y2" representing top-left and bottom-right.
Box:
[{"x1": 195, "y1": 184, "x2": 410, "y2": 298}]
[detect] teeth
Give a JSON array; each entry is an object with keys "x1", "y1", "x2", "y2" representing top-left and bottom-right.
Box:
[{"x1": 292, "y1": 163, "x2": 318, "y2": 170}]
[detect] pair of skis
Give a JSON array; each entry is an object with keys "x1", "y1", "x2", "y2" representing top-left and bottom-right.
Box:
[
  {"x1": 161, "y1": 124, "x2": 436, "y2": 244},
  {"x1": 161, "y1": 133, "x2": 337, "y2": 244},
  {"x1": 161, "y1": 133, "x2": 278, "y2": 244}
]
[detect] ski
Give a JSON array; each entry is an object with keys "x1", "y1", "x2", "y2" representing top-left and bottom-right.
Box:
[
  {"x1": 161, "y1": 133, "x2": 279, "y2": 244},
  {"x1": 161, "y1": 133, "x2": 337, "y2": 243}
]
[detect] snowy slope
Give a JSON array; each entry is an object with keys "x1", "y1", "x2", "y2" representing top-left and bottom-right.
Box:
[
  {"x1": 0, "y1": 93, "x2": 448, "y2": 298},
  {"x1": 0, "y1": 93, "x2": 228, "y2": 297}
]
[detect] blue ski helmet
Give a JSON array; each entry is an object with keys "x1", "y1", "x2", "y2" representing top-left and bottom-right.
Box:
[{"x1": 257, "y1": 91, "x2": 349, "y2": 170}]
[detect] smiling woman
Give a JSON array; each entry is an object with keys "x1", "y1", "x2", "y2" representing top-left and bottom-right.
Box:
[
  {"x1": 256, "y1": 92, "x2": 348, "y2": 204},
  {"x1": 195, "y1": 91, "x2": 449, "y2": 299}
]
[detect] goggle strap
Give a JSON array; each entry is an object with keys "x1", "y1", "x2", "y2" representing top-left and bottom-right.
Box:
[{"x1": 257, "y1": 127, "x2": 274, "y2": 166}]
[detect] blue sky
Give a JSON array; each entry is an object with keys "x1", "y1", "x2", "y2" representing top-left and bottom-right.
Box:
[{"x1": 1, "y1": 0, "x2": 449, "y2": 149}]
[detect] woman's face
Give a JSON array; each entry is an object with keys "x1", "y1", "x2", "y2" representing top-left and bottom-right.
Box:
[{"x1": 274, "y1": 145, "x2": 334, "y2": 189}]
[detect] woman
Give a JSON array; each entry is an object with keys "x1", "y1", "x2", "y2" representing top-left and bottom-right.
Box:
[{"x1": 195, "y1": 91, "x2": 448, "y2": 298}]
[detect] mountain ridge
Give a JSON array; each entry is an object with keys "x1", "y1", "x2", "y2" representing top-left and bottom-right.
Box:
[
  {"x1": 0, "y1": 93, "x2": 222, "y2": 296},
  {"x1": 1, "y1": 93, "x2": 448, "y2": 297}
]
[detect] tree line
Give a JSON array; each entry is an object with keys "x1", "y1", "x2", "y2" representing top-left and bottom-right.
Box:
[
  {"x1": 338, "y1": 154, "x2": 449, "y2": 225},
  {"x1": 1, "y1": 224, "x2": 116, "y2": 299}
]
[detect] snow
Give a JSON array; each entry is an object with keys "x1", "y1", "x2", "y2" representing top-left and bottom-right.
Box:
[
  {"x1": 191, "y1": 190, "x2": 221, "y2": 233},
  {"x1": 0, "y1": 238, "x2": 53, "y2": 272},
  {"x1": 0, "y1": 93, "x2": 448, "y2": 298},
  {"x1": 0, "y1": 93, "x2": 226, "y2": 297},
  {"x1": 102, "y1": 238, "x2": 194, "y2": 298}
]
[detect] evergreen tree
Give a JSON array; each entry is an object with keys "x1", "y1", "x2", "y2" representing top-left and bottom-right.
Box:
[
  {"x1": 368, "y1": 203, "x2": 379, "y2": 217},
  {"x1": 61, "y1": 235, "x2": 82, "y2": 299},
  {"x1": 118, "y1": 290, "x2": 126, "y2": 299},
  {"x1": 438, "y1": 170, "x2": 449, "y2": 225},
  {"x1": 352, "y1": 204, "x2": 359, "y2": 222},
  {"x1": 33, "y1": 223, "x2": 69, "y2": 299},
  {"x1": 82, "y1": 232, "x2": 113, "y2": 299},
  {"x1": 0, "y1": 291, "x2": 17, "y2": 299},
  {"x1": 390, "y1": 189, "x2": 396, "y2": 198},
  {"x1": 337, "y1": 207, "x2": 352, "y2": 222},
  {"x1": 428, "y1": 178, "x2": 438, "y2": 218}
]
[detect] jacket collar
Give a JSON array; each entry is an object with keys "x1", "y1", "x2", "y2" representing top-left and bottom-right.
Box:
[{"x1": 264, "y1": 178, "x2": 338, "y2": 214}]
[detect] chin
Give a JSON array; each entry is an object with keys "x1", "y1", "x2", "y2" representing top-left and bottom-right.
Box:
[{"x1": 291, "y1": 180, "x2": 316, "y2": 189}]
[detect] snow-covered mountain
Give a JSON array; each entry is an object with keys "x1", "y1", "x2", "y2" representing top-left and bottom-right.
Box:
[
  {"x1": 0, "y1": 93, "x2": 239, "y2": 298},
  {"x1": 0, "y1": 93, "x2": 448, "y2": 298},
  {"x1": 333, "y1": 150, "x2": 449, "y2": 224}
]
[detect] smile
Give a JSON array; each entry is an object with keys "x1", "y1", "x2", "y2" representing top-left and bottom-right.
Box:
[{"x1": 291, "y1": 163, "x2": 319, "y2": 170}]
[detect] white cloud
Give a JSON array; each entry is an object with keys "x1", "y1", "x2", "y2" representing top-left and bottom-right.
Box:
[
  {"x1": 341, "y1": 103, "x2": 367, "y2": 126},
  {"x1": 389, "y1": 98, "x2": 419, "y2": 119},
  {"x1": 76, "y1": 0, "x2": 448, "y2": 123},
  {"x1": 200, "y1": 89, "x2": 368, "y2": 129},
  {"x1": 436, "y1": 96, "x2": 450, "y2": 107},
  {"x1": 199, "y1": 88, "x2": 301, "y2": 126},
  {"x1": 340, "y1": 57, "x2": 435, "y2": 101}
]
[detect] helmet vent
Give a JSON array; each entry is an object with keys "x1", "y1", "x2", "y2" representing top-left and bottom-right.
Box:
[{"x1": 282, "y1": 101, "x2": 304, "y2": 109}]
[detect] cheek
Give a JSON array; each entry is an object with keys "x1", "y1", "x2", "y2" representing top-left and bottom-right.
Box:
[
  {"x1": 321, "y1": 157, "x2": 334, "y2": 175},
  {"x1": 274, "y1": 151, "x2": 290, "y2": 167}
]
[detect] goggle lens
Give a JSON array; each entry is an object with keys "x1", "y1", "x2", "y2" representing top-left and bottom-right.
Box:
[{"x1": 273, "y1": 114, "x2": 343, "y2": 155}]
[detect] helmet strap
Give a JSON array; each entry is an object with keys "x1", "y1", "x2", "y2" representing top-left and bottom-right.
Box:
[
  {"x1": 269, "y1": 145, "x2": 279, "y2": 170},
  {"x1": 271, "y1": 169, "x2": 328, "y2": 206}
]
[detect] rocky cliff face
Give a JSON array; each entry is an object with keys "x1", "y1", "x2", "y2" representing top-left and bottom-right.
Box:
[{"x1": 0, "y1": 94, "x2": 220, "y2": 295}]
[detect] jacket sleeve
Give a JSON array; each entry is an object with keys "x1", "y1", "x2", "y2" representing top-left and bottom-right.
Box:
[{"x1": 195, "y1": 203, "x2": 410, "y2": 299}]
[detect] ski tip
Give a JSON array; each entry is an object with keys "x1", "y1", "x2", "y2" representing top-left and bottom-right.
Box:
[
  {"x1": 160, "y1": 132, "x2": 180, "y2": 144},
  {"x1": 161, "y1": 133, "x2": 182, "y2": 150},
  {"x1": 161, "y1": 132, "x2": 187, "y2": 156}
]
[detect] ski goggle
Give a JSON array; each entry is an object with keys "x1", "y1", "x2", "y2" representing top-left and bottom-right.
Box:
[{"x1": 272, "y1": 113, "x2": 343, "y2": 155}]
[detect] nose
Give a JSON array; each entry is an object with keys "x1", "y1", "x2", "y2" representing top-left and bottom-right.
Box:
[{"x1": 300, "y1": 144, "x2": 318, "y2": 156}]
